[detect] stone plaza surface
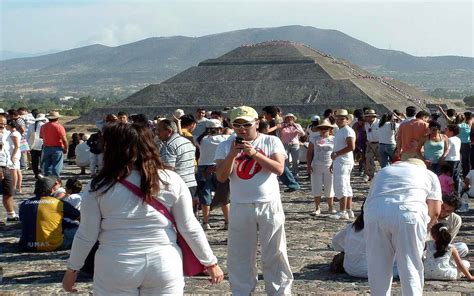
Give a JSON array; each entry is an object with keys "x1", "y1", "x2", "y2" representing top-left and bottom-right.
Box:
[{"x1": 1, "y1": 163, "x2": 474, "y2": 295}]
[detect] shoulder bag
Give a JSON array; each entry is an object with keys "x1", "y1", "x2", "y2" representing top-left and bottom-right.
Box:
[{"x1": 119, "y1": 179, "x2": 205, "y2": 276}]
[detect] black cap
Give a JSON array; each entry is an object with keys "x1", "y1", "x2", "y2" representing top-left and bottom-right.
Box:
[{"x1": 34, "y1": 176, "x2": 57, "y2": 196}]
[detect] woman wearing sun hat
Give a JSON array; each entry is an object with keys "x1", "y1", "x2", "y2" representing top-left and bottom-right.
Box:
[
  {"x1": 307, "y1": 120, "x2": 336, "y2": 215},
  {"x1": 329, "y1": 109, "x2": 356, "y2": 220},
  {"x1": 280, "y1": 113, "x2": 305, "y2": 178}
]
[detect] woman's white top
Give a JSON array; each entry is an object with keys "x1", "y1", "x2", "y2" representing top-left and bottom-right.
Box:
[
  {"x1": 311, "y1": 135, "x2": 334, "y2": 166},
  {"x1": 378, "y1": 122, "x2": 399, "y2": 145},
  {"x1": 424, "y1": 240, "x2": 459, "y2": 280},
  {"x1": 332, "y1": 223, "x2": 368, "y2": 278},
  {"x1": 198, "y1": 134, "x2": 229, "y2": 166},
  {"x1": 7, "y1": 130, "x2": 21, "y2": 160},
  {"x1": 445, "y1": 136, "x2": 461, "y2": 161},
  {"x1": 67, "y1": 169, "x2": 217, "y2": 271}
]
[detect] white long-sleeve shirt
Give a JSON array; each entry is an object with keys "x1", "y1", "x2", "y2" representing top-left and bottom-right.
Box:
[
  {"x1": 332, "y1": 223, "x2": 368, "y2": 278},
  {"x1": 67, "y1": 169, "x2": 217, "y2": 271}
]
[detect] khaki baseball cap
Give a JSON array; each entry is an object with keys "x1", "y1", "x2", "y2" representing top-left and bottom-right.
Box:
[{"x1": 230, "y1": 106, "x2": 259, "y2": 123}]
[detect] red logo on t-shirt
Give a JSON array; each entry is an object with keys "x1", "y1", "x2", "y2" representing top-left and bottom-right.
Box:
[{"x1": 235, "y1": 148, "x2": 265, "y2": 179}]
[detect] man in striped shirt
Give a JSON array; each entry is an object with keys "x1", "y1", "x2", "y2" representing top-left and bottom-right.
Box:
[{"x1": 157, "y1": 119, "x2": 197, "y2": 198}]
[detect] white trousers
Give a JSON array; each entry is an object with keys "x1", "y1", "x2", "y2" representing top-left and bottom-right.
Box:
[
  {"x1": 228, "y1": 199, "x2": 293, "y2": 296},
  {"x1": 365, "y1": 208, "x2": 426, "y2": 296},
  {"x1": 93, "y1": 245, "x2": 185, "y2": 296},
  {"x1": 332, "y1": 161, "x2": 353, "y2": 199},
  {"x1": 310, "y1": 164, "x2": 334, "y2": 197}
]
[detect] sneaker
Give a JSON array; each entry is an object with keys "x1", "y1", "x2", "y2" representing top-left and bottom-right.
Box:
[
  {"x1": 329, "y1": 211, "x2": 349, "y2": 220},
  {"x1": 6, "y1": 216, "x2": 19, "y2": 222},
  {"x1": 202, "y1": 223, "x2": 212, "y2": 230},
  {"x1": 329, "y1": 209, "x2": 337, "y2": 214},
  {"x1": 348, "y1": 210, "x2": 355, "y2": 218},
  {"x1": 363, "y1": 175, "x2": 370, "y2": 182},
  {"x1": 310, "y1": 208, "x2": 321, "y2": 216}
]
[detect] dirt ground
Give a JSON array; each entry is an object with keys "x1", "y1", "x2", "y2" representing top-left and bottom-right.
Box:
[{"x1": 1, "y1": 163, "x2": 474, "y2": 295}]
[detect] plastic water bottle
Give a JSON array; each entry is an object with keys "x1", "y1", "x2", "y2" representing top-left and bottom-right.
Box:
[{"x1": 459, "y1": 193, "x2": 470, "y2": 213}]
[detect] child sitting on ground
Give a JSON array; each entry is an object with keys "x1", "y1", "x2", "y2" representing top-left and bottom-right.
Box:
[
  {"x1": 62, "y1": 178, "x2": 83, "y2": 210},
  {"x1": 424, "y1": 223, "x2": 474, "y2": 281},
  {"x1": 439, "y1": 165, "x2": 455, "y2": 196},
  {"x1": 53, "y1": 177, "x2": 66, "y2": 199}
]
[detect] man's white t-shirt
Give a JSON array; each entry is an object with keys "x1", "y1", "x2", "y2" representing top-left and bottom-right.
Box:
[
  {"x1": 198, "y1": 134, "x2": 230, "y2": 166},
  {"x1": 364, "y1": 162, "x2": 442, "y2": 222},
  {"x1": 365, "y1": 119, "x2": 380, "y2": 142},
  {"x1": 445, "y1": 136, "x2": 461, "y2": 161},
  {"x1": 214, "y1": 134, "x2": 287, "y2": 203},
  {"x1": 333, "y1": 125, "x2": 355, "y2": 165}
]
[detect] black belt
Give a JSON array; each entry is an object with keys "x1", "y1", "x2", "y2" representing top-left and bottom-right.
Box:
[{"x1": 369, "y1": 141, "x2": 379, "y2": 144}]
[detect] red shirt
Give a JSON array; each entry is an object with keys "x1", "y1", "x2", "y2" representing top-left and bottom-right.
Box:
[{"x1": 40, "y1": 122, "x2": 66, "y2": 148}]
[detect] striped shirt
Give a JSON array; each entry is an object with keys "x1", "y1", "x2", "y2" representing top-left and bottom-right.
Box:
[{"x1": 159, "y1": 133, "x2": 197, "y2": 187}]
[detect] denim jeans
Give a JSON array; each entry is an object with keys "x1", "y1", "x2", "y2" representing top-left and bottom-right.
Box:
[
  {"x1": 284, "y1": 143, "x2": 300, "y2": 176},
  {"x1": 42, "y1": 146, "x2": 64, "y2": 177},
  {"x1": 379, "y1": 143, "x2": 396, "y2": 168},
  {"x1": 278, "y1": 165, "x2": 300, "y2": 189}
]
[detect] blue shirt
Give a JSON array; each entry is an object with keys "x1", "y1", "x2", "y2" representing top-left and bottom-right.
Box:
[{"x1": 457, "y1": 123, "x2": 471, "y2": 143}]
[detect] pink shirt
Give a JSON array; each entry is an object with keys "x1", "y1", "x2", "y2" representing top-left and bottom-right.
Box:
[
  {"x1": 280, "y1": 123, "x2": 304, "y2": 145},
  {"x1": 438, "y1": 174, "x2": 454, "y2": 195}
]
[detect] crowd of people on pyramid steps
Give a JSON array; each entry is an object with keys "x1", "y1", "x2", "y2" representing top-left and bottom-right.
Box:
[{"x1": 1, "y1": 104, "x2": 474, "y2": 294}]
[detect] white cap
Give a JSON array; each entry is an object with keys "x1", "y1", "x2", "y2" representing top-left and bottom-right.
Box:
[
  {"x1": 173, "y1": 109, "x2": 185, "y2": 119},
  {"x1": 206, "y1": 119, "x2": 222, "y2": 128},
  {"x1": 311, "y1": 115, "x2": 320, "y2": 121}
]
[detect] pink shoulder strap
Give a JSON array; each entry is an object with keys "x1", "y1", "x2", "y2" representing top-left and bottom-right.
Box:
[{"x1": 119, "y1": 179, "x2": 176, "y2": 226}]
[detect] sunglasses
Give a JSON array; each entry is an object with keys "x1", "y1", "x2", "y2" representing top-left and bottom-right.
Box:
[{"x1": 232, "y1": 121, "x2": 255, "y2": 129}]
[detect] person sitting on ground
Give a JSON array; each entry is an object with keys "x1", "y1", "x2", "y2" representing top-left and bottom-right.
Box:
[
  {"x1": 436, "y1": 194, "x2": 469, "y2": 257},
  {"x1": 63, "y1": 178, "x2": 83, "y2": 210},
  {"x1": 19, "y1": 176, "x2": 80, "y2": 251},
  {"x1": 331, "y1": 205, "x2": 368, "y2": 278},
  {"x1": 67, "y1": 133, "x2": 80, "y2": 164},
  {"x1": 424, "y1": 223, "x2": 474, "y2": 281},
  {"x1": 75, "y1": 134, "x2": 90, "y2": 175},
  {"x1": 53, "y1": 177, "x2": 67, "y2": 199},
  {"x1": 439, "y1": 165, "x2": 455, "y2": 196}
]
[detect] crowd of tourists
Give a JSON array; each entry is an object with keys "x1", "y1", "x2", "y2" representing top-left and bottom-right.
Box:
[{"x1": 0, "y1": 104, "x2": 473, "y2": 295}]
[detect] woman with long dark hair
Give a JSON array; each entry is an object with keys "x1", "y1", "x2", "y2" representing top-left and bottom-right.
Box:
[
  {"x1": 63, "y1": 122, "x2": 223, "y2": 294},
  {"x1": 378, "y1": 113, "x2": 399, "y2": 168},
  {"x1": 331, "y1": 205, "x2": 368, "y2": 278}
]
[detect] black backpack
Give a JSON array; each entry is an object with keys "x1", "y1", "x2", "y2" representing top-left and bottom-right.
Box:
[{"x1": 86, "y1": 132, "x2": 103, "y2": 154}]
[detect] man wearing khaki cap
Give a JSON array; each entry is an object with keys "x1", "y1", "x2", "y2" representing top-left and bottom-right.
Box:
[{"x1": 215, "y1": 106, "x2": 293, "y2": 295}]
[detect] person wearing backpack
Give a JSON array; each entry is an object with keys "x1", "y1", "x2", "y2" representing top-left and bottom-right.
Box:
[{"x1": 26, "y1": 114, "x2": 48, "y2": 179}]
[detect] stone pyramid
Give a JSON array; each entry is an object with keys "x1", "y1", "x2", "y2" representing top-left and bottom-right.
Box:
[{"x1": 79, "y1": 41, "x2": 434, "y2": 122}]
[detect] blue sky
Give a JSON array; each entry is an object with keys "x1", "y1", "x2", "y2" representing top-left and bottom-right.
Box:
[{"x1": 0, "y1": 0, "x2": 472, "y2": 57}]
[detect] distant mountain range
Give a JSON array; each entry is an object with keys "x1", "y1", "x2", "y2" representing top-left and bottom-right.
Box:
[
  {"x1": 0, "y1": 49, "x2": 61, "y2": 61},
  {"x1": 0, "y1": 25, "x2": 472, "y2": 98}
]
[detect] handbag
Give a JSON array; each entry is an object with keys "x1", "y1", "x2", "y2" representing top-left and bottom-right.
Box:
[{"x1": 119, "y1": 179, "x2": 205, "y2": 276}]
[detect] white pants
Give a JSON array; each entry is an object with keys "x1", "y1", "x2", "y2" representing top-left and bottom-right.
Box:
[
  {"x1": 310, "y1": 164, "x2": 334, "y2": 197},
  {"x1": 93, "y1": 245, "x2": 184, "y2": 295},
  {"x1": 332, "y1": 161, "x2": 353, "y2": 199},
  {"x1": 90, "y1": 153, "x2": 103, "y2": 175},
  {"x1": 365, "y1": 208, "x2": 426, "y2": 296},
  {"x1": 228, "y1": 199, "x2": 293, "y2": 296}
]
